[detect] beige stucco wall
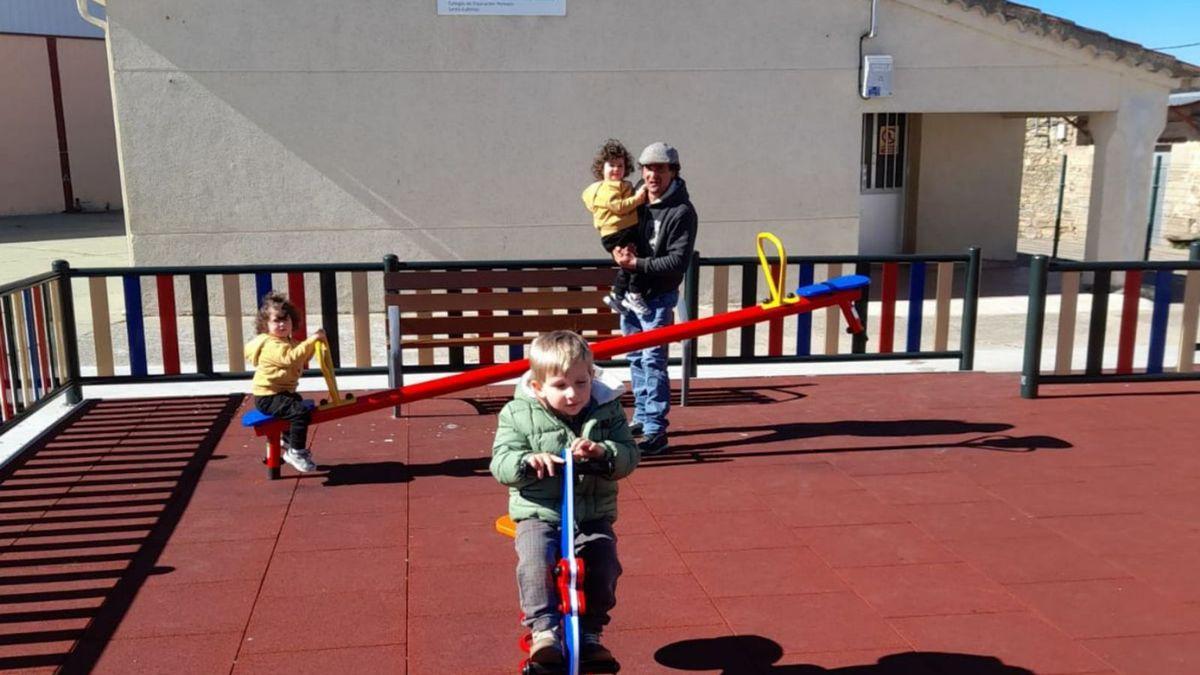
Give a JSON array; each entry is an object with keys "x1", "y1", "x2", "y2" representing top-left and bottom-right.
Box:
[
  {"x1": 915, "y1": 114, "x2": 1025, "y2": 258},
  {"x1": 0, "y1": 34, "x2": 122, "y2": 216},
  {"x1": 103, "y1": 0, "x2": 1180, "y2": 265},
  {"x1": 0, "y1": 34, "x2": 63, "y2": 215}
]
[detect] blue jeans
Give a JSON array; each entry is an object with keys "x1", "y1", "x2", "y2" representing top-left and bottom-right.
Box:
[{"x1": 619, "y1": 290, "x2": 677, "y2": 436}]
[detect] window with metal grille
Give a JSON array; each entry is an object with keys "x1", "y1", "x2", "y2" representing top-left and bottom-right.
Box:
[{"x1": 861, "y1": 113, "x2": 908, "y2": 192}]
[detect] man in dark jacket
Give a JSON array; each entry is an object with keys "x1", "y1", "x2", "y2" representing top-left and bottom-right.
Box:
[{"x1": 611, "y1": 142, "x2": 698, "y2": 455}]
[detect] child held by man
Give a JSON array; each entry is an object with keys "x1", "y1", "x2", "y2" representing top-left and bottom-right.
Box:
[
  {"x1": 244, "y1": 291, "x2": 327, "y2": 473},
  {"x1": 490, "y1": 330, "x2": 640, "y2": 669},
  {"x1": 581, "y1": 138, "x2": 651, "y2": 317}
]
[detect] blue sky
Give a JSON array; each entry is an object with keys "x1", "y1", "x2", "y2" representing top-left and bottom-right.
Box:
[{"x1": 1019, "y1": 1, "x2": 1200, "y2": 66}]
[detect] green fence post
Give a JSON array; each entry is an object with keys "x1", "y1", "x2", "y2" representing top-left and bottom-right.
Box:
[
  {"x1": 1021, "y1": 255, "x2": 1049, "y2": 399},
  {"x1": 52, "y1": 260, "x2": 82, "y2": 404},
  {"x1": 959, "y1": 247, "x2": 981, "y2": 370}
]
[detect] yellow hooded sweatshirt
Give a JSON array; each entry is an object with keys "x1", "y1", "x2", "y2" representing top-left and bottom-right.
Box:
[
  {"x1": 581, "y1": 179, "x2": 644, "y2": 237},
  {"x1": 244, "y1": 333, "x2": 321, "y2": 396}
]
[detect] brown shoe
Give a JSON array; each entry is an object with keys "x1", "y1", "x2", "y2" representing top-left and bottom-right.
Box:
[{"x1": 580, "y1": 634, "x2": 616, "y2": 668}]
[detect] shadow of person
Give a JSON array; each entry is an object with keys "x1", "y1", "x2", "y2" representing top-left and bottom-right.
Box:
[
  {"x1": 320, "y1": 457, "x2": 491, "y2": 486},
  {"x1": 654, "y1": 636, "x2": 1035, "y2": 674}
]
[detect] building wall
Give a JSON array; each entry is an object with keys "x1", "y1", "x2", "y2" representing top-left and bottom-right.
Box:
[
  {"x1": 1019, "y1": 117, "x2": 1200, "y2": 260},
  {"x1": 103, "y1": 0, "x2": 1178, "y2": 265},
  {"x1": 0, "y1": 34, "x2": 122, "y2": 216},
  {"x1": 915, "y1": 114, "x2": 1025, "y2": 258}
]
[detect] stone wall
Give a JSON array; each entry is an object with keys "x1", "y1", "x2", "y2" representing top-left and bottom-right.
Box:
[{"x1": 1019, "y1": 117, "x2": 1200, "y2": 259}]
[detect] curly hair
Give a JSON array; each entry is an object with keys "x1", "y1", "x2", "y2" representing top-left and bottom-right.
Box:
[
  {"x1": 590, "y1": 139, "x2": 634, "y2": 181},
  {"x1": 255, "y1": 291, "x2": 301, "y2": 335}
]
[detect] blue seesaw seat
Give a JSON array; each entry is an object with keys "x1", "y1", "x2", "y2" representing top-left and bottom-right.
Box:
[
  {"x1": 795, "y1": 274, "x2": 870, "y2": 299},
  {"x1": 241, "y1": 399, "x2": 316, "y2": 428}
]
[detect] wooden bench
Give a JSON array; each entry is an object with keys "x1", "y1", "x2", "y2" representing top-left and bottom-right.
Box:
[{"x1": 383, "y1": 262, "x2": 623, "y2": 396}]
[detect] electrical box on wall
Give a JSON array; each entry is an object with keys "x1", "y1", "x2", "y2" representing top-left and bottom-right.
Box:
[{"x1": 862, "y1": 54, "x2": 893, "y2": 98}]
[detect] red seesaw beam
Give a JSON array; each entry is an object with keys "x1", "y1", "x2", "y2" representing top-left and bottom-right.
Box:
[{"x1": 253, "y1": 287, "x2": 864, "y2": 441}]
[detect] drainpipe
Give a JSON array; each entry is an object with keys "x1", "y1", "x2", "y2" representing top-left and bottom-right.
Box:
[
  {"x1": 77, "y1": 0, "x2": 107, "y2": 31},
  {"x1": 858, "y1": 0, "x2": 878, "y2": 100}
]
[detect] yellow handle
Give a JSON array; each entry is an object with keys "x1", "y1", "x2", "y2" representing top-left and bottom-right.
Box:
[
  {"x1": 755, "y1": 232, "x2": 797, "y2": 309},
  {"x1": 314, "y1": 341, "x2": 345, "y2": 409}
]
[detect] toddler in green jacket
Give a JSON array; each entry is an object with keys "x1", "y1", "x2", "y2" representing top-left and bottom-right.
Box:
[{"x1": 490, "y1": 330, "x2": 639, "y2": 670}]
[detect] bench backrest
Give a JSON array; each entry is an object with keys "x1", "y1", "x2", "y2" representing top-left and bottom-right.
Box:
[{"x1": 383, "y1": 265, "x2": 621, "y2": 369}]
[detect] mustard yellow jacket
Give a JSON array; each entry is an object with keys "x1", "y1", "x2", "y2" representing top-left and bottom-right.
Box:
[
  {"x1": 581, "y1": 179, "x2": 643, "y2": 237},
  {"x1": 244, "y1": 333, "x2": 321, "y2": 396}
]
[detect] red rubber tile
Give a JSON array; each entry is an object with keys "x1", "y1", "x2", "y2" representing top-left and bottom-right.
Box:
[
  {"x1": 728, "y1": 461, "x2": 864, "y2": 494},
  {"x1": 112, "y1": 579, "x2": 260, "y2": 639},
  {"x1": 763, "y1": 489, "x2": 908, "y2": 528},
  {"x1": 681, "y1": 546, "x2": 847, "y2": 597},
  {"x1": 1038, "y1": 513, "x2": 1200, "y2": 556},
  {"x1": 946, "y1": 535, "x2": 1129, "y2": 584},
  {"x1": 795, "y1": 522, "x2": 960, "y2": 568},
  {"x1": 275, "y1": 511, "x2": 405, "y2": 552},
  {"x1": 405, "y1": 609, "x2": 517, "y2": 674},
  {"x1": 407, "y1": 525, "x2": 511, "y2": 568},
  {"x1": 259, "y1": 546, "x2": 407, "y2": 597},
  {"x1": 616, "y1": 532, "x2": 689, "y2": 576},
  {"x1": 889, "y1": 611, "x2": 1110, "y2": 673},
  {"x1": 241, "y1": 591, "x2": 405, "y2": 654},
  {"x1": 407, "y1": 562, "x2": 513, "y2": 618},
  {"x1": 900, "y1": 499, "x2": 1050, "y2": 541},
  {"x1": 1110, "y1": 550, "x2": 1200, "y2": 603},
  {"x1": 90, "y1": 631, "x2": 242, "y2": 675},
  {"x1": 232, "y1": 644, "x2": 407, "y2": 674},
  {"x1": 713, "y1": 592, "x2": 910, "y2": 653},
  {"x1": 610, "y1": 498, "x2": 661, "y2": 535},
  {"x1": 1006, "y1": 578, "x2": 1200, "y2": 639},
  {"x1": 408, "y1": 491, "x2": 504, "y2": 529},
  {"x1": 166, "y1": 505, "x2": 287, "y2": 544},
  {"x1": 851, "y1": 472, "x2": 994, "y2": 505},
  {"x1": 773, "y1": 648, "x2": 938, "y2": 672},
  {"x1": 287, "y1": 481, "x2": 408, "y2": 516},
  {"x1": 839, "y1": 562, "x2": 1024, "y2": 617},
  {"x1": 609, "y1": 574, "x2": 725, "y2": 630},
  {"x1": 152, "y1": 539, "x2": 276, "y2": 586},
  {"x1": 1080, "y1": 632, "x2": 1200, "y2": 675},
  {"x1": 656, "y1": 510, "x2": 795, "y2": 553}
]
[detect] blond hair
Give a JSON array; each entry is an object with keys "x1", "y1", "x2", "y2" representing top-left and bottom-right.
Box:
[{"x1": 529, "y1": 330, "x2": 593, "y2": 382}]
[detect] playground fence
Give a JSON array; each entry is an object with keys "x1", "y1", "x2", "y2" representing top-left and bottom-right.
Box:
[{"x1": 1021, "y1": 242, "x2": 1200, "y2": 398}]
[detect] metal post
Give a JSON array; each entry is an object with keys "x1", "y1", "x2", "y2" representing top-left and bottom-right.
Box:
[
  {"x1": 51, "y1": 260, "x2": 82, "y2": 404},
  {"x1": 958, "y1": 247, "x2": 981, "y2": 371},
  {"x1": 1021, "y1": 255, "x2": 1048, "y2": 399},
  {"x1": 1143, "y1": 153, "x2": 1164, "y2": 261},
  {"x1": 1051, "y1": 154, "x2": 1067, "y2": 259},
  {"x1": 383, "y1": 255, "x2": 402, "y2": 418},
  {"x1": 680, "y1": 251, "x2": 700, "y2": 407}
]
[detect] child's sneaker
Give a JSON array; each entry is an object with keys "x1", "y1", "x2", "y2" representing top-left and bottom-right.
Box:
[
  {"x1": 621, "y1": 292, "x2": 651, "y2": 317},
  {"x1": 528, "y1": 628, "x2": 563, "y2": 665},
  {"x1": 602, "y1": 291, "x2": 623, "y2": 313},
  {"x1": 283, "y1": 447, "x2": 318, "y2": 472},
  {"x1": 580, "y1": 633, "x2": 617, "y2": 669}
]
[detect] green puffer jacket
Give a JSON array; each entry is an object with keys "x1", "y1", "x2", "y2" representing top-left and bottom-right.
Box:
[{"x1": 490, "y1": 368, "x2": 639, "y2": 526}]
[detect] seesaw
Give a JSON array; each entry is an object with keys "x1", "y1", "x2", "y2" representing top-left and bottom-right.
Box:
[{"x1": 245, "y1": 233, "x2": 868, "y2": 478}]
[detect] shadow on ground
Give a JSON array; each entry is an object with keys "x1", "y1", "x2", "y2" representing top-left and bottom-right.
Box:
[
  {"x1": 0, "y1": 395, "x2": 240, "y2": 671},
  {"x1": 656, "y1": 636, "x2": 1034, "y2": 674},
  {"x1": 455, "y1": 384, "x2": 812, "y2": 416}
]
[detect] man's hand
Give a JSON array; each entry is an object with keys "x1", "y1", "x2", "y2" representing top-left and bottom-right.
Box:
[
  {"x1": 525, "y1": 452, "x2": 565, "y2": 479},
  {"x1": 612, "y1": 245, "x2": 638, "y2": 271},
  {"x1": 570, "y1": 438, "x2": 605, "y2": 460}
]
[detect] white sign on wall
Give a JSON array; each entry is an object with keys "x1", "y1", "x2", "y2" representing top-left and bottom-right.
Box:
[{"x1": 438, "y1": 0, "x2": 565, "y2": 16}]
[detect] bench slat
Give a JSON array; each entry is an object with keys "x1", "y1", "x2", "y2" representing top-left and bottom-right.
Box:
[
  {"x1": 386, "y1": 289, "x2": 609, "y2": 312},
  {"x1": 385, "y1": 268, "x2": 615, "y2": 291},
  {"x1": 402, "y1": 312, "x2": 618, "y2": 336}
]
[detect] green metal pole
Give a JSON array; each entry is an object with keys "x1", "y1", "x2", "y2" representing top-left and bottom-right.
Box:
[
  {"x1": 1143, "y1": 154, "x2": 1164, "y2": 261},
  {"x1": 1051, "y1": 154, "x2": 1067, "y2": 259},
  {"x1": 1021, "y1": 255, "x2": 1048, "y2": 398},
  {"x1": 959, "y1": 247, "x2": 981, "y2": 370},
  {"x1": 52, "y1": 260, "x2": 82, "y2": 404}
]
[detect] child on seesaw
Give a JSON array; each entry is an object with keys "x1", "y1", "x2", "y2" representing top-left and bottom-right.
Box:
[
  {"x1": 244, "y1": 291, "x2": 327, "y2": 473},
  {"x1": 490, "y1": 330, "x2": 640, "y2": 670},
  {"x1": 581, "y1": 138, "x2": 651, "y2": 317}
]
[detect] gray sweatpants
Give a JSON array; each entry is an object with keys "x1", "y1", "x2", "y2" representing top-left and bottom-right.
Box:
[{"x1": 514, "y1": 518, "x2": 622, "y2": 634}]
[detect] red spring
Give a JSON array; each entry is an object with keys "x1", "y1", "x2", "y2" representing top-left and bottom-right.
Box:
[{"x1": 554, "y1": 558, "x2": 587, "y2": 616}]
